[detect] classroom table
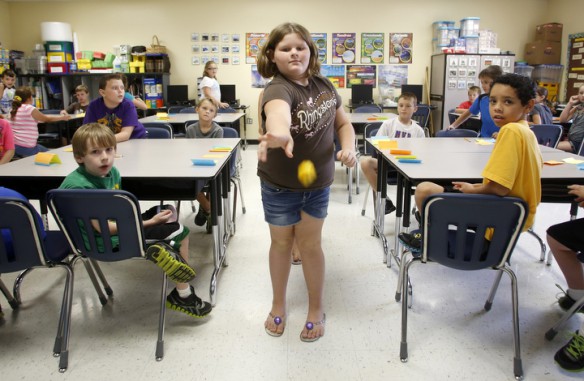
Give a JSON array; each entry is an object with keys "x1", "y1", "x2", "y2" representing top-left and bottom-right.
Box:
[
  {"x1": 368, "y1": 137, "x2": 584, "y2": 267},
  {"x1": 0, "y1": 138, "x2": 241, "y2": 305},
  {"x1": 139, "y1": 112, "x2": 245, "y2": 141}
]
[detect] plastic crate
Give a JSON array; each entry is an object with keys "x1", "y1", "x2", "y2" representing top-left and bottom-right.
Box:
[
  {"x1": 514, "y1": 64, "x2": 534, "y2": 77},
  {"x1": 532, "y1": 64, "x2": 563, "y2": 83},
  {"x1": 537, "y1": 82, "x2": 559, "y2": 101},
  {"x1": 44, "y1": 41, "x2": 73, "y2": 53}
]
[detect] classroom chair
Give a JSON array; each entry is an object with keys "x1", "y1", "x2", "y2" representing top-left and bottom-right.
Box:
[
  {"x1": 397, "y1": 193, "x2": 528, "y2": 380},
  {"x1": 167, "y1": 105, "x2": 186, "y2": 114},
  {"x1": 435, "y1": 128, "x2": 478, "y2": 137},
  {"x1": 143, "y1": 122, "x2": 173, "y2": 139},
  {"x1": 222, "y1": 126, "x2": 246, "y2": 234},
  {"x1": 46, "y1": 189, "x2": 178, "y2": 366},
  {"x1": 353, "y1": 104, "x2": 382, "y2": 114},
  {"x1": 179, "y1": 106, "x2": 196, "y2": 113},
  {"x1": 412, "y1": 104, "x2": 431, "y2": 128},
  {"x1": 578, "y1": 140, "x2": 584, "y2": 156},
  {"x1": 530, "y1": 124, "x2": 562, "y2": 148},
  {"x1": 0, "y1": 196, "x2": 74, "y2": 373}
]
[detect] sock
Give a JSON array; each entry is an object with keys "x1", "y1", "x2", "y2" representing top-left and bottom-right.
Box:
[
  {"x1": 177, "y1": 286, "x2": 193, "y2": 299},
  {"x1": 567, "y1": 288, "x2": 584, "y2": 301}
]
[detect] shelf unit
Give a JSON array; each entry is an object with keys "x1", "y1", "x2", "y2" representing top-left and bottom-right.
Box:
[{"x1": 17, "y1": 72, "x2": 170, "y2": 111}]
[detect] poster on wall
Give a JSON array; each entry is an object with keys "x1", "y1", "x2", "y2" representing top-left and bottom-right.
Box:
[
  {"x1": 246, "y1": 33, "x2": 268, "y2": 64},
  {"x1": 251, "y1": 65, "x2": 271, "y2": 88},
  {"x1": 346, "y1": 65, "x2": 376, "y2": 88},
  {"x1": 311, "y1": 33, "x2": 327, "y2": 64},
  {"x1": 321, "y1": 65, "x2": 345, "y2": 88},
  {"x1": 332, "y1": 33, "x2": 356, "y2": 64},
  {"x1": 361, "y1": 33, "x2": 384, "y2": 64},
  {"x1": 377, "y1": 65, "x2": 408, "y2": 105},
  {"x1": 389, "y1": 33, "x2": 413, "y2": 64}
]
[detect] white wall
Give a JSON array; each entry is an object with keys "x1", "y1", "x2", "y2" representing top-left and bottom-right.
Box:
[
  {"x1": 0, "y1": 0, "x2": 11, "y2": 48},
  {"x1": 3, "y1": 0, "x2": 579, "y2": 139}
]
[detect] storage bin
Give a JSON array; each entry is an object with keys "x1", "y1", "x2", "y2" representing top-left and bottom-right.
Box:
[
  {"x1": 532, "y1": 64, "x2": 563, "y2": 83},
  {"x1": 435, "y1": 27, "x2": 450, "y2": 45},
  {"x1": 464, "y1": 36, "x2": 479, "y2": 54},
  {"x1": 460, "y1": 17, "x2": 480, "y2": 37},
  {"x1": 514, "y1": 64, "x2": 534, "y2": 77},
  {"x1": 47, "y1": 62, "x2": 69, "y2": 74},
  {"x1": 47, "y1": 52, "x2": 73, "y2": 63},
  {"x1": 44, "y1": 41, "x2": 73, "y2": 53},
  {"x1": 432, "y1": 21, "x2": 455, "y2": 39}
]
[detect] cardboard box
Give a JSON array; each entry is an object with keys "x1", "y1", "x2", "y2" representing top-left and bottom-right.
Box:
[
  {"x1": 535, "y1": 23, "x2": 563, "y2": 42},
  {"x1": 524, "y1": 41, "x2": 561, "y2": 65}
]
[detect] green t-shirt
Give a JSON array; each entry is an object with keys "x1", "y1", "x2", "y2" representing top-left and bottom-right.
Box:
[{"x1": 59, "y1": 166, "x2": 122, "y2": 251}]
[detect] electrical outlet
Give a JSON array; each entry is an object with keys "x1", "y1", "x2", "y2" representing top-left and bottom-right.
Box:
[{"x1": 246, "y1": 118, "x2": 253, "y2": 124}]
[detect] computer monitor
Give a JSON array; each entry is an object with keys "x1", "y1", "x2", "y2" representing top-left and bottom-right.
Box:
[
  {"x1": 166, "y1": 85, "x2": 189, "y2": 105},
  {"x1": 351, "y1": 84, "x2": 373, "y2": 105},
  {"x1": 220, "y1": 84, "x2": 237, "y2": 105},
  {"x1": 401, "y1": 84, "x2": 424, "y2": 104}
]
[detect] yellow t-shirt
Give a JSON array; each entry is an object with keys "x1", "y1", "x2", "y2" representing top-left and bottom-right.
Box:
[{"x1": 482, "y1": 120, "x2": 542, "y2": 231}]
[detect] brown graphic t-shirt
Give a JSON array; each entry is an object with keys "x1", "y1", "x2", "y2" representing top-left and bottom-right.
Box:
[{"x1": 258, "y1": 74, "x2": 341, "y2": 191}]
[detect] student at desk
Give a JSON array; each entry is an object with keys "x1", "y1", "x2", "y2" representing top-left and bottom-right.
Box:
[
  {"x1": 83, "y1": 74, "x2": 146, "y2": 142},
  {"x1": 449, "y1": 65, "x2": 503, "y2": 138},
  {"x1": 557, "y1": 84, "x2": 584, "y2": 153},
  {"x1": 60, "y1": 84, "x2": 91, "y2": 116}
]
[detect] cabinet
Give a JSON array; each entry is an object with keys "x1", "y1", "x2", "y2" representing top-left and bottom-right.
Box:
[{"x1": 18, "y1": 72, "x2": 170, "y2": 111}]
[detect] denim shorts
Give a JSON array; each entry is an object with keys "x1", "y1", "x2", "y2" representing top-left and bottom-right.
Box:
[{"x1": 260, "y1": 181, "x2": 330, "y2": 226}]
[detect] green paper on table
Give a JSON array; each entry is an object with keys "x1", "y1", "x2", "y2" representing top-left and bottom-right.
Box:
[{"x1": 395, "y1": 155, "x2": 417, "y2": 159}]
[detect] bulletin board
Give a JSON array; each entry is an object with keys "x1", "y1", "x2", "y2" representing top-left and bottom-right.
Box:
[{"x1": 566, "y1": 32, "x2": 584, "y2": 100}]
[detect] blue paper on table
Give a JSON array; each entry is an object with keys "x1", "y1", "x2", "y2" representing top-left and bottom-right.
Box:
[
  {"x1": 398, "y1": 158, "x2": 422, "y2": 163},
  {"x1": 578, "y1": 163, "x2": 584, "y2": 170},
  {"x1": 191, "y1": 159, "x2": 216, "y2": 166}
]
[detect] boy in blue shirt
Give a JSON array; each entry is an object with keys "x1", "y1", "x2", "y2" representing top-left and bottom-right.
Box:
[{"x1": 60, "y1": 123, "x2": 211, "y2": 317}]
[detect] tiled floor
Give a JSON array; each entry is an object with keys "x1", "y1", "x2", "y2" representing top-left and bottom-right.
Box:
[{"x1": 0, "y1": 145, "x2": 582, "y2": 380}]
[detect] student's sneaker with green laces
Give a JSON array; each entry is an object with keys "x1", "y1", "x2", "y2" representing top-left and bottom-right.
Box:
[
  {"x1": 145, "y1": 243, "x2": 196, "y2": 283},
  {"x1": 166, "y1": 286, "x2": 212, "y2": 317},
  {"x1": 555, "y1": 331, "x2": 584, "y2": 372},
  {"x1": 556, "y1": 285, "x2": 584, "y2": 313},
  {"x1": 398, "y1": 230, "x2": 422, "y2": 254}
]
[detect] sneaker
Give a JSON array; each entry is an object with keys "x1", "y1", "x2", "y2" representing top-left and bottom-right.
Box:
[
  {"x1": 195, "y1": 208, "x2": 209, "y2": 226},
  {"x1": 555, "y1": 331, "x2": 584, "y2": 372},
  {"x1": 166, "y1": 286, "x2": 212, "y2": 318},
  {"x1": 398, "y1": 230, "x2": 422, "y2": 254},
  {"x1": 145, "y1": 243, "x2": 196, "y2": 283},
  {"x1": 556, "y1": 285, "x2": 584, "y2": 313},
  {"x1": 385, "y1": 199, "x2": 397, "y2": 215}
]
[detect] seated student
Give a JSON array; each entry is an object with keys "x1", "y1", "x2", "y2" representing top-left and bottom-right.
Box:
[
  {"x1": 360, "y1": 92, "x2": 425, "y2": 214},
  {"x1": 186, "y1": 97, "x2": 223, "y2": 232},
  {"x1": 61, "y1": 84, "x2": 91, "y2": 115},
  {"x1": 0, "y1": 116, "x2": 15, "y2": 164},
  {"x1": 547, "y1": 184, "x2": 584, "y2": 372},
  {"x1": 399, "y1": 73, "x2": 542, "y2": 253},
  {"x1": 449, "y1": 65, "x2": 503, "y2": 138},
  {"x1": 83, "y1": 73, "x2": 146, "y2": 142},
  {"x1": 455, "y1": 85, "x2": 480, "y2": 113},
  {"x1": 557, "y1": 84, "x2": 584, "y2": 153},
  {"x1": 9, "y1": 86, "x2": 71, "y2": 157},
  {"x1": 529, "y1": 86, "x2": 554, "y2": 125},
  {"x1": 121, "y1": 74, "x2": 148, "y2": 111},
  {"x1": 60, "y1": 123, "x2": 212, "y2": 317},
  {"x1": 0, "y1": 69, "x2": 17, "y2": 106}
]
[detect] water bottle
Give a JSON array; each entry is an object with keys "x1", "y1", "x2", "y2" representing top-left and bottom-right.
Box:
[{"x1": 113, "y1": 55, "x2": 122, "y2": 73}]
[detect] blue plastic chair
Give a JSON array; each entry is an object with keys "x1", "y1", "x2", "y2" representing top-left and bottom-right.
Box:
[
  {"x1": 353, "y1": 104, "x2": 382, "y2": 113},
  {"x1": 435, "y1": 128, "x2": 478, "y2": 138},
  {"x1": 143, "y1": 122, "x2": 173, "y2": 139},
  {"x1": 530, "y1": 124, "x2": 562, "y2": 148},
  {"x1": 46, "y1": 189, "x2": 173, "y2": 364},
  {"x1": 179, "y1": 106, "x2": 195, "y2": 113},
  {"x1": 0, "y1": 196, "x2": 74, "y2": 372},
  {"x1": 412, "y1": 104, "x2": 431, "y2": 128},
  {"x1": 167, "y1": 105, "x2": 186, "y2": 114},
  {"x1": 398, "y1": 193, "x2": 528, "y2": 380}
]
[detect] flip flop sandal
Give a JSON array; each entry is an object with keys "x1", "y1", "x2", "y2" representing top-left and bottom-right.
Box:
[
  {"x1": 265, "y1": 312, "x2": 285, "y2": 337},
  {"x1": 291, "y1": 258, "x2": 302, "y2": 265},
  {"x1": 300, "y1": 313, "x2": 326, "y2": 342}
]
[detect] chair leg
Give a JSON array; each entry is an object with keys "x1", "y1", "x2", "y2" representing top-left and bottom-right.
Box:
[
  {"x1": 13, "y1": 267, "x2": 37, "y2": 307},
  {"x1": 545, "y1": 294, "x2": 584, "y2": 340},
  {"x1": 0, "y1": 276, "x2": 19, "y2": 309},
  {"x1": 400, "y1": 258, "x2": 415, "y2": 363},
  {"x1": 156, "y1": 272, "x2": 168, "y2": 361},
  {"x1": 526, "y1": 228, "x2": 546, "y2": 262},
  {"x1": 234, "y1": 176, "x2": 246, "y2": 214},
  {"x1": 484, "y1": 269, "x2": 504, "y2": 311},
  {"x1": 230, "y1": 179, "x2": 238, "y2": 235},
  {"x1": 355, "y1": 162, "x2": 360, "y2": 195},
  {"x1": 54, "y1": 263, "x2": 74, "y2": 373},
  {"x1": 89, "y1": 259, "x2": 113, "y2": 296},
  {"x1": 347, "y1": 166, "x2": 353, "y2": 204},
  {"x1": 81, "y1": 259, "x2": 108, "y2": 306},
  {"x1": 361, "y1": 184, "x2": 371, "y2": 216},
  {"x1": 501, "y1": 267, "x2": 523, "y2": 380}
]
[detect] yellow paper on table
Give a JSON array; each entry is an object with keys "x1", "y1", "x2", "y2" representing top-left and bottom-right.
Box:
[
  {"x1": 156, "y1": 112, "x2": 169, "y2": 120},
  {"x1": 476, "y1": 138, "x2": 495, "y2": 145},
  {"x1": 395, "y1": 155, "x2": 417, "y2": 159},
  {"x1": 563, "y1": 157, "x2": 584, "y2": 164},
  {"x1": 209, "y1": 146, "x2": 232, "y2": 152},
  {"x1": 63, "y1": 147, "x2": 73, "y2": 152},
  {"x1": 34, "y1": 152, "x2": 61, "y2": 166},
  {"x1": 378, "y1": 140, "x2": 398, "y2": 149}
]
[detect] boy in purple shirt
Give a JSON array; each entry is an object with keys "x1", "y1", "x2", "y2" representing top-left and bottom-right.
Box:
[{"x1": 83, "y1": 74, "x2": 145, "y2": 142}]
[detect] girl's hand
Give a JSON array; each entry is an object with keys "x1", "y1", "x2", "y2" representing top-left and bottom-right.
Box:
[
  {"x1": 336, "y1": 149, "x2": 357, "y2": 168},
  {"x1": 151, "y1": 209, "x2": 172, "y2": 225},
  {"x1": 569, "y1": 95, "x2": 581, "y2": 106},
  {"x1": 568, "y1": 184, "x2": 584, "y2": 203},
  {"x1": 257, "y1": 132, "x2": 294, "y2": 162}
]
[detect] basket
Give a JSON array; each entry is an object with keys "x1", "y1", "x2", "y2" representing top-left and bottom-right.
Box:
[{"x1": 147, "y1": 35, "x2": 167, "y2": 54}]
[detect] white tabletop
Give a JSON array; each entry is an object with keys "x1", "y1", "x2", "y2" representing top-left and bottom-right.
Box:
[{"x1": 139, "y1": 113, "x2": 244, "y2": 125}]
